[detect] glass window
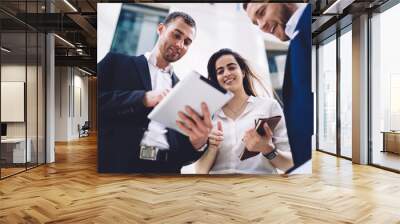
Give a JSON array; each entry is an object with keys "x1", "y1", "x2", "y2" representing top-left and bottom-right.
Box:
[
  {"x1": 0, "y1": 1, "x2": 46, "y2": 179},
  {"x1": 318, "y1": 36, "x2": 337, "y2": 154},
  {"x1": 38, "y1": 32, "x2": 45, "y2": 165},
  {"x1": 266, "y1": 50, "x2": 287, "y2": 104},
  {"x1": 371, "y1": 3, "x2": 400, "y2": 171},
  {"x1": 110, "y1": 4, "x2": 167, "y2": 56},
  {"x1": 339, "y1": 28, "x2": 352, "y2": 158},
  {"x1": 1, "y1": 30, "x2": 28, "y2": 177},
  {"x1": 27, "y1": 30, "x2": 38, "y2": 169}
]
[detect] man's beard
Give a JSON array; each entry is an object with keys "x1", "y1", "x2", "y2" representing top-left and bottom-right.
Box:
[
  {"x1": 276, "y1": 24, "x2": 290, "y2": 41},
  {"x1": 163, "y1": 47, "x2": 182, "y2": 63}
]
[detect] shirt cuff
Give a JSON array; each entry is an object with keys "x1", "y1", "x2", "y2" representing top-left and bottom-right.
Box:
[{"x1": 197, "y1": 143, "x2": 208, "y2": 152}]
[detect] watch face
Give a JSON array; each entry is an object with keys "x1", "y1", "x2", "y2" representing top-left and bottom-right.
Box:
[{"x1": 265, "y1": 149, "x2": 278, "y2": 160}]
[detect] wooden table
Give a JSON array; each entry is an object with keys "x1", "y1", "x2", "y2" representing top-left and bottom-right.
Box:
[
  {"x1": 1, "y1": 138, "x2": 31, "y2": 164},
  {"x1": 381, "y1": 131, "x2": 400, "y2": 154}
]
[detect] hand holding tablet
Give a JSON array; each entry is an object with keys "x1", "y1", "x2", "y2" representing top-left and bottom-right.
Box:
[{"x1": 148, "y1": 71, "x2": 233, "y2": 135}]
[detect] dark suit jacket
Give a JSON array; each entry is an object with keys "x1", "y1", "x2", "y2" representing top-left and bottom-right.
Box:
[
  {"x1": 97, "y1": 52, "x2": 202, "y2": 173},
  {"x1": 282, "y1": 4, "x2": 313, "y2": 173}
]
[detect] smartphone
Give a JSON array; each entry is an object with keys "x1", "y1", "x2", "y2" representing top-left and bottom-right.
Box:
[
  {"x1": 239, "y1": 116, "x2": 282, "y2": 161},
  {"x1": 255, "y1": 116, "x2": 282, "y2": 135}
]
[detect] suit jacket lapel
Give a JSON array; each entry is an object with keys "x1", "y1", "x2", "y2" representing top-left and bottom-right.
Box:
[
  {"x1": 283, "y1": 4, "x2": 310, "y2": 100},
  {"x1": 294, "y1": 4, "x2": 310, "y2": 35},
  {"x1": 135, "y1": 55, "x2": 152, "y2": 91},
  {"x1": 282, "y1": 44, "x2": 292, "y2": 101}
]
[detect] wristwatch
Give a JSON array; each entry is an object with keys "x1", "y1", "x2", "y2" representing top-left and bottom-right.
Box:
[{"x1": 263, "y1": 148, "x2": 278, "y2": 160}]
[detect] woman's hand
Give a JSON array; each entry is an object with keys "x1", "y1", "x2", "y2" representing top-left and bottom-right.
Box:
[
  {"x1": 208, "y1": 121, "x2": 224, "y2": 150},
  {"x1": 243, "y1": 123, "x2": 275, "y2": 154},
  {"x1": 194, "y1": 121, "x2": 223, "y2": 174}
]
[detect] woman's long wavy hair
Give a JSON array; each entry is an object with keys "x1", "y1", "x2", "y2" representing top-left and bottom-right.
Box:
[{"x1": 207, "y1": 48, "x2": 269, "y2": 97}]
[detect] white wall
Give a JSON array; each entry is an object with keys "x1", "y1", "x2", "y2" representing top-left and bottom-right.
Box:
[
  {"x1": 1, "y1": 65, "x2": 26, "y2": 141},
  {"x1": 1, "y1": 82, "x2": 25, "y2": 122},
  {"x1": 55, "y1": 67, "x2": 68, "y2": 141},
  {"x1": 55, "y1": 67, "x2": 89, "y2": 141},
  {"x1": 97, "y1": 3, "x2": 122, "y2": 63},
  {"x1": 1, "y1": 64, "x2": 26, "y2": 81},
  {"x1": 72, "y1": 73, "x2": 89, "y2": 138},
  {"x1": 1, "y1": 63, "x2": 46, "y2": 163},
  {"x1": 1, "y1": 65, "x2": 33, "y2": 137}
]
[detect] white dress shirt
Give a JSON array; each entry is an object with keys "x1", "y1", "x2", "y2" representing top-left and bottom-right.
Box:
[
  {"x1": 209, "y1": 96, "x2": 291, "y2": 174},
  {"x1": 285, "y1": 4, "x2": 307, "y2": 40},
  {"x1": 140, "y1": 52, "x2": 173, "y2": 149}
]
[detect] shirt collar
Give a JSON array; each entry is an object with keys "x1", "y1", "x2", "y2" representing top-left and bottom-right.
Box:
[
  {"x1": 216, "y1": 96, "x2": 257, "y2": 119},
  {"x1": 144, "y1": 51, "x2": 174, "y2": 76},
  {"x1": 285, "y1": 4, "x2": 306, "y2": 40}
]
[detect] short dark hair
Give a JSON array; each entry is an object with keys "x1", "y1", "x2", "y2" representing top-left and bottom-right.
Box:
[
  {"x1": 163, "y1": 11, "x2": 196, "y2": 29},
  {"x1": 243, "y1": 2, "x2": 300, "y2": 11},
  {"x1": 242, "y1": 3, "x2": 249, "y2": 10}
]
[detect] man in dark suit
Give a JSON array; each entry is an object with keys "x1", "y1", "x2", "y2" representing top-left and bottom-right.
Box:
[
  {"x1": 98, "y1": 12, "x2": 212, "y2": 173},
  {"x1": 244, "y1": 3, "x2": 313, "y2": 173}
]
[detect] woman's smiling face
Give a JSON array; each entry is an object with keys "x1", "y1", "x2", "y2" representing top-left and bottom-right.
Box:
[{"x1": 215, "y1": 54, "x2": 244, "y2": 92}]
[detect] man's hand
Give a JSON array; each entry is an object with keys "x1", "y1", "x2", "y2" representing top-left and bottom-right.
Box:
[
  {"x1": 176, "y1": 102, "x2": 213, "y2": 150},
  {"x1": 143, "y1": 88, "x2": 171, "y2": 108},
  {"x1": 243, "y1": 123, "x2": 274, "y2": 154}
]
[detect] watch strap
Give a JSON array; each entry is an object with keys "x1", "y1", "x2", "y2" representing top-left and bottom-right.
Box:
[{"x1": 263, "y1": 148, "x2": 278, "y2": 160}]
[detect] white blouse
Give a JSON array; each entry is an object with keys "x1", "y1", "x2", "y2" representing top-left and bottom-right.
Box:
[{"x1": 209, "y1": 96, "x2": 291, "y2": 174}]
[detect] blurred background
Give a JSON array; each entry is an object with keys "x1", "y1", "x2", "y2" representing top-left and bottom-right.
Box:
[
  {"x1": 97, "y1": 3, "x2": 292, "y2": 100},
  {"x1": 2, "y1": 0, "x2": 399, "y2": 178}
]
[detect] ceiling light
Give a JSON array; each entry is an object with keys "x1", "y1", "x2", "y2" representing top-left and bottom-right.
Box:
[
  {"x1": 323, "y1": 0, "x2": 355, "y2": 15},
  {"x1": 1, "y1": 47, "x2": 11, "y2": 53},
  {"x1": 54, "y1": 34, "x2": 75, "y2": 48},
  {"x1": 63, "y1": 0, "x2": 78, "y2": 12},
  {"x1": 76, "y1": 48, "x2": 85, "y2": 55},
  {"x1": 78, "y1": 67, "x2": 92, "y2": 76}
]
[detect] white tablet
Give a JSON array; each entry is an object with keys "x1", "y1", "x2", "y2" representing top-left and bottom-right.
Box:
[{"x1": 148, "y1": 71, "x2": 233, "y2": 135}]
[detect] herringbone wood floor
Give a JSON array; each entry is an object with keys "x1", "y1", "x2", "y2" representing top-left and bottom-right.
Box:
[{"x1": 1, "y1": 135, "x2": 400, "y2": 223}]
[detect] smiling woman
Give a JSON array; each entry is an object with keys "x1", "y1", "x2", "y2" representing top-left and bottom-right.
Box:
[{"x1": 187, "y1": 48, "x2": 293, "y2": 174}]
